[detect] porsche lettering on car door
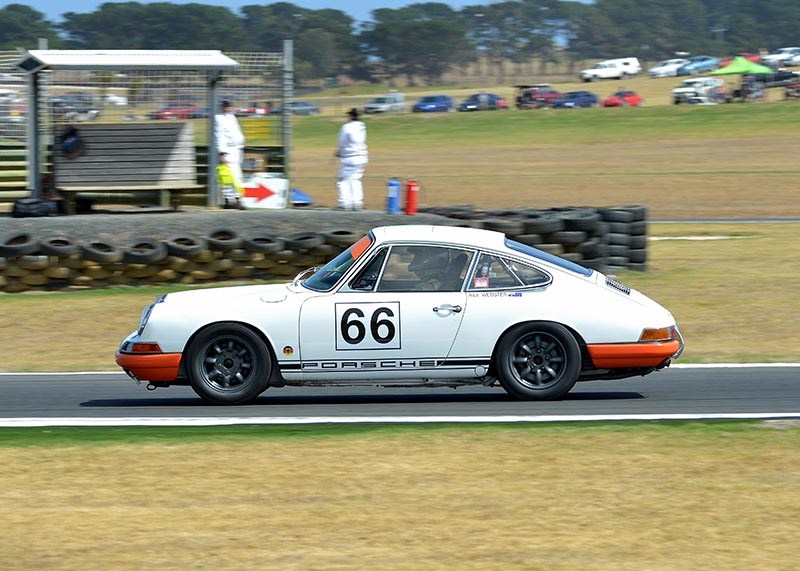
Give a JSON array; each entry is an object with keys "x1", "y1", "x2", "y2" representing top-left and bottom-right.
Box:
[{"x1": 297, "y1": 244, "x2": 474, "y2": 377}]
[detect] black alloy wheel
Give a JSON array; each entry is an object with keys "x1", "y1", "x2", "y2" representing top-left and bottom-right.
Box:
[
  {"x1": 186, "y1": 323, "x2": 271, "y2": 405},
  {"x1": 496, "y1": 322, "x2": 581, "y2": 400}
]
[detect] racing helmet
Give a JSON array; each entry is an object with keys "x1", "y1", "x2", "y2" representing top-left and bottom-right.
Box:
[{"x1": 408, "y1": 247, "x2": 449, "y2": 277}]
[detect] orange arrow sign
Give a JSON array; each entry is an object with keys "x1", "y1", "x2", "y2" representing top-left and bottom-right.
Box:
[{"x1": 243, "y1": 182, "x2": 276, "y2": 202}]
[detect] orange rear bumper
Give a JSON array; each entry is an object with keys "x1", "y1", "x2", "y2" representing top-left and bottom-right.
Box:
[
  {"x1": 115, "y1": 352, "x2": 181, "y2": 382},
  {"x1": 586, "y1": 340, "x2": 681, "y2": 369}
]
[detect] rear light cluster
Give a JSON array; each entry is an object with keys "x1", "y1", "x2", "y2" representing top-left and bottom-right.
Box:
[
  {"x1": 639, "y1": 326, "x2": 677, "y2": 342},
  {"x1": 130, "y1": 342, "x2": 163, "y2": 353}
]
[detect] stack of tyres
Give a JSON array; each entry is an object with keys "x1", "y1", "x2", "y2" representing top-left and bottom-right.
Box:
[{"x1": 598, "y1": 206, "x2": 647, "y2": 273}]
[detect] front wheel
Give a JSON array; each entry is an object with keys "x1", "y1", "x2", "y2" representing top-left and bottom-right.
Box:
[
  {"x1": 186, "y1": 323, "x2": 271, "y2": 405},
  {"x1": 495, "y1": 322, "x2": 581, "y2": 400}
]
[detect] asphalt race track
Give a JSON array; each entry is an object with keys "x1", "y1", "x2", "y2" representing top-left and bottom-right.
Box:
[{"x1": 0, "y1": 365, "x2": 798, "y2": 426}]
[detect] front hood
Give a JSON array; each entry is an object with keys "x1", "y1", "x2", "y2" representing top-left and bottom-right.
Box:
[{"x1": 163, "y1": 283, "x2": 289, "y2": 307}]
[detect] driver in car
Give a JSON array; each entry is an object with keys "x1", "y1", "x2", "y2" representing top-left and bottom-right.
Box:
[{"x1": 407, "y1": 248, "x2": 460, "y2": 291}]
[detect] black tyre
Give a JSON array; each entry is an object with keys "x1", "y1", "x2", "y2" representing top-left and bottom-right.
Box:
[
  {"x1": 483, "y1": 217, "x2": 525, "y2": 236},
  {"x1": 561, "y1": 209, "x2": 601, "y2": 232},
  {"x1": 166, "y1": 234, "x2": 206, "y2": 258},
  {"x1": 324, "y1": 229, "x2": 361, "y2": 248},
  {"x1": 0, "y1": 232, "x2": 39, "y2": 257},
  {"x1": 598, "y1": 208, "x2": 635, "y2": 223},
  {"x1": 549, "y1": 230, "x2": 588, "y2": 246},
  {"x1": 243, "y1": 235, "x2": 285, "y2": 255},
  {"x1": 495, "y1": 322, "x2": 582, "y2": 400},
  {"x1": 80, "y1": 239, "x2": 124, "y2": 264},
  {"x1": 207, "y1": 229, "x2": 243, "y2": 252},
  {"x1": 629, "y1": 235, "x2": 647, "y2": 249},
  {"x1": 523, "y1": 214, "x2": 564, "y2": 235},
  {"x1": 186, "y1": 323, "x2": 271, "y2": 405},
  {"x1": 125, "y1": 237, "x2": 168, "y2": 264},
  {"x1": 284, "y1": 232, "x2": 324, "y2": 251},
  {"x1": 41, "y1": 235, "x2": 78, "y2": 258}
]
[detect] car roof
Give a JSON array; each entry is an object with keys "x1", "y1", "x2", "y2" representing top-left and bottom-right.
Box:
[
  {"x1": 370, "y1": 224, "x2": 593, "y2": 277},
  {"x1": 371, "y1": 225, "x2": 507, "y2": 250}
]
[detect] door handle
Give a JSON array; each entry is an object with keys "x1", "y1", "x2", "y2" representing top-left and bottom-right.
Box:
[{"x1": 433, "y1": 305, "x2": 462, "y2": 314}]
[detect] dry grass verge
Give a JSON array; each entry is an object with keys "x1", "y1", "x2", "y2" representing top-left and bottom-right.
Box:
[{"x1": 1, "y1": 423, "x2": 798, "y2": 570}]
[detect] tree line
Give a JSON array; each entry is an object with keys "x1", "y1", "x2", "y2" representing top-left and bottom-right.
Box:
[{"x1": 1, "y1": 1, "x2": 798, "y2": 84}]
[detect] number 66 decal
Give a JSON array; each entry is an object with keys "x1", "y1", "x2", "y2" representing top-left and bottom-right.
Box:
[{"x1": 335, "y1": 302, "x2": 401, "y2": 350}]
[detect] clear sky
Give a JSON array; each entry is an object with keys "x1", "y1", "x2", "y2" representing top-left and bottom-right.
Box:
[{"x1": 20, "y1": 0, "x2": 478, "y2": 25}]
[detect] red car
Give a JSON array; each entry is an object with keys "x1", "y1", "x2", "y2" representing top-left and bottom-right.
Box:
[
  {"x1": 149, "y1": 102, "x2": 201, "y2": 120},
  {"x1": 514, "y1": 84, "x2": 562, "y2": 109},
  {"x1": 603, "y1": 90, "x2": 644, "y2": 107}
]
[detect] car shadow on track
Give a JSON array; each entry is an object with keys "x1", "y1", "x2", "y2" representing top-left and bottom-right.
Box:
[{"x1": 81, "y1": 390, "x2": 644, "y2": 408}]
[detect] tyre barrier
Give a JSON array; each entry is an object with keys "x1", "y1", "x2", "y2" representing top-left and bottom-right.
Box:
[{"x1": 0, "y1": 206, "x2": 648, "y2": 292}]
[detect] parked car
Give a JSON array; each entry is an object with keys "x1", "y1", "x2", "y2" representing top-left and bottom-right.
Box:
[
  {"x1": 457, "y1": 92, "x2": 508, "y2": 111},
  {"x1": 787, "y1": 53, "x2": 800, "y2": 67},
  {"x1": 647, "y1": 58, "x2": 689, "y2": 78},
  {"x1": 104, "y1": 93, "x2": 128, "y2": 106},
  {"x1": 579, "y1": 57, "x2": 642, "y2": 81},
  {"x1": 676, "y1": 56, "x2": 720, "y2": 76},
  {"x1": 0, "y1": 97, "x2": 26, "y2": 123},
  {"x1": 148, "y1": 102, "x2": 201, "y2": 120},
  {"x1": 672, "y1": 77, "x2": 724, "y2": 104},
  {"x1": 514, "y1": 84, "x2": 562, "y2": 108},
  {"x1": 269, "y1": 101, "x2": 320, "y2": 116},
  {"x1": 412, "y1": 95, "x2": 453, "y2": 112},
  {"x1": 553, "y1": 90, "x2": 599, "y2": 108},
  {"x1": 115, "y1": 225, "x2": 684, "y2": 405},
  {"x1": 745, "y1": 69, "x2": 800, "y2": 88},
  {"x1": 603, "y1": 90, "x2": 644, "y2": 107},
  {"x1": 761, "y1": 47, "x2": 800, "y2": 67},
  {"x1": 364, "y1": 91, "x2": 405, "y2": 114},
  {"x1": 52, "y1": 93, "x2": 101, "y2": 122}
]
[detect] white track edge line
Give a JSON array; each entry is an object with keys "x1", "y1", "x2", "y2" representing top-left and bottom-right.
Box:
[{"x1": 2, "y1": 413, "x2": 800, "y2": 428}]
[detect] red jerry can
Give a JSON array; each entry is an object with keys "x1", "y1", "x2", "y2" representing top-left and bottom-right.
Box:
[{"x1": 405, "y1": 179, "x2": 419, "y2": 216}]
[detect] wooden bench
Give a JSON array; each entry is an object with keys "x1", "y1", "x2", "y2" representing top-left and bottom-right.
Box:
[{"x1": 54, "y1": 122, "x2": 203, "y2": 215}]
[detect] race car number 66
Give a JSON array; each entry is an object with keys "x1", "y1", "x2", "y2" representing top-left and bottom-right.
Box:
[{"x1": 335, "y1": 302, "x2": 401, "y2": 350}]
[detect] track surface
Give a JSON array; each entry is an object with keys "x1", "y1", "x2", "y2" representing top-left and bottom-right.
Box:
[{"x1": 0, "y1": 366, "x2": 798, "y2": 423}]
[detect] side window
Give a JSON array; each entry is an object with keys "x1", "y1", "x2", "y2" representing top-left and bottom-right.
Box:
[
  {"x1": 507, "y1": 259, "x2": 551, "y2": 286},
  {"x1": 468, "y1": 253, "x2": 550, "y2": 290},
  {"x1": 376, "y1": 245, "x2": 473, "y2": 292},
  {"x1": 469, "y1": 254, "x2": 521, "y2": 289},
  {"x1": 349, "y1": 248, "x2": 387, "y2": 291}
]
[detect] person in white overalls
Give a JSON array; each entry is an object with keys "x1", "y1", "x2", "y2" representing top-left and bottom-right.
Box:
[
  {"x1": 335, "y1": 108, "x2": 368, "y2": 210},
  {"x1": 215, "y1": 99, "x2": 245, "y2": 191}
]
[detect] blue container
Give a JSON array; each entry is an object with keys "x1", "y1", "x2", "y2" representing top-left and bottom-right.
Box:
[{"x1": 386, "y1": 177, "x2": 401, "y2": 214}]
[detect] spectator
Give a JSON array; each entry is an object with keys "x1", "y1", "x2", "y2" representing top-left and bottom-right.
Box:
[
  {"x1": 334, "y1": 108, "x2": 368, "y2": 210},
  {"x1": 215, "y1": 98, "x2": 245, "y2": 189}
]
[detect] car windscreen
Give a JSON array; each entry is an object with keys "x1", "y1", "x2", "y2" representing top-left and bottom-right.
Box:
[
  {"x1": 303, "y1": 234, "x2": 373, "y2": 291},
  {"x1": 505, "y1": 238, "x2": 593, "y2": 277}
]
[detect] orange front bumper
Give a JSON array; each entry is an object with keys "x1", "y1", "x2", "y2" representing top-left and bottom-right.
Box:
[
  {"x1": 586, "y1": 340, "x2": 681, "y2": 369},
  {"x1": 115, "y1": 351, "x2": 182, "y2": 382}
]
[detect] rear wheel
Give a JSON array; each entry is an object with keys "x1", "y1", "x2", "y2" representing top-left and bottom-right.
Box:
[
  {"x1": 186, "y1": 323, "x2": 271, "y2": 405},
  {"x1": 496, "y1": 323, "x2": 581, "y2": 400}
]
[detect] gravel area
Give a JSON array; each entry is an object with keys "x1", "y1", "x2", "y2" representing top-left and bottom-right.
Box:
[{"x1": 0, "y1": 207, "x2": 456, "y2": 243}]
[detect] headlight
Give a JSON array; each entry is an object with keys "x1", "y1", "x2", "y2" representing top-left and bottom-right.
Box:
[{"x1": 138, "y1": 294, "x2": 166, "y2": 335}]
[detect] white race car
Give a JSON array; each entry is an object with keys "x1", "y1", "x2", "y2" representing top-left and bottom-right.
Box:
[{"x1": 116, "y1": 225, "x2": 683, "y2": 404}]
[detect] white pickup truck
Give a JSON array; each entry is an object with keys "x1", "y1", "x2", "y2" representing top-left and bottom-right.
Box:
[
  {"x1": 672, "y1": 77, "x2": 724, "y2": 104},
  {"x1": 579, "y1": 58, "x2": 641, "y2": 81}
]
